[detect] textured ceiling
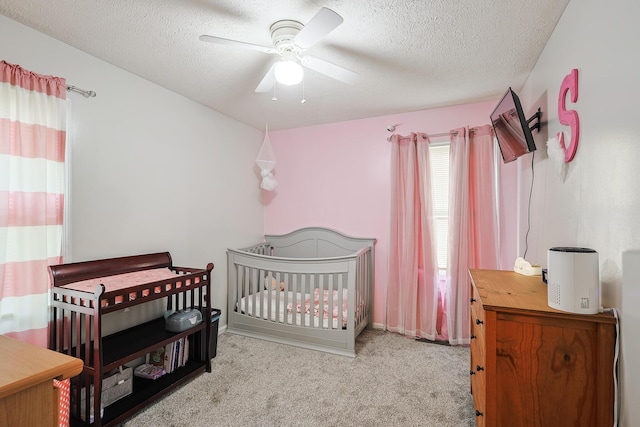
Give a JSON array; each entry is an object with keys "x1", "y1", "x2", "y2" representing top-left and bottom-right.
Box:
[{"x1": 0, "y1": 0, "x2": 569, "y2": 130}]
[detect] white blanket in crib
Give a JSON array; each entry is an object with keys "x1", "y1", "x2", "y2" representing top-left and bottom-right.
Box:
[{"x1": 238, "y1": 289, "x2": 350, "y2": 329}]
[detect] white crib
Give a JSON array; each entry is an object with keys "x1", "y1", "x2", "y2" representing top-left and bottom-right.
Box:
[{"x1": 226, "y1": 227, "x2": 375, "y2": 357}]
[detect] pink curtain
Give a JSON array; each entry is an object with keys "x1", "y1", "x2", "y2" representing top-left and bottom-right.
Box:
[
  {"x1": 0, "y1": 61, "x2": 67, "y2": 347},
  {"x1": 386, "y1": 133, "x2": 439, "y2": 339},
  {"x1": 445, "y1": 125, "x2": 500, "y2": 345}
]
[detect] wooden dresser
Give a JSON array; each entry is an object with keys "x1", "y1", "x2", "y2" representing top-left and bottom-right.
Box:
[
  {"x1": 0, "y1": 335, "x2": 83, "y2": 427},
  {"x1": 469, "y1": 269, "x2": 616, "y2": 427}
]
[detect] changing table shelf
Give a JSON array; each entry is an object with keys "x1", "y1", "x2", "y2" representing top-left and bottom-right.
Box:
[{"x1": 100, "y1": 317, "x2": 206, "y2": 371}]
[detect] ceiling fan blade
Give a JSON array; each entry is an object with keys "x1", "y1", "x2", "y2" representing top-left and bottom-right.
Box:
[
  {"x1": 301, "y1": 56, "x2": 358, "y2": 85},
  {"x1": 255, "y1": 64, "x2": 277, "y2": 93},
  {"x1": 199, "y1": 35, "x2": 276, "y2": 54},
  {"x1": 294, "y1": 7, "x2": 343, "y2": 49}
]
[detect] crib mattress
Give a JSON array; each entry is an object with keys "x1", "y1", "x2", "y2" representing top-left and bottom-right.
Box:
[{"x1": 239, "y1": 289, "x2": 350, "y2": 329}]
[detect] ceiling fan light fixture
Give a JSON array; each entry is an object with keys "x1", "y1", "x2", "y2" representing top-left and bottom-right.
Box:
[{"x1": 274, "y1": 60, "x2": 304, "y2": 86}]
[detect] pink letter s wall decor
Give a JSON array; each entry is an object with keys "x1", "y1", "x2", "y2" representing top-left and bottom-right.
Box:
[{"x1": 557, "y1": 68, "x2": 580, "y2": 162}]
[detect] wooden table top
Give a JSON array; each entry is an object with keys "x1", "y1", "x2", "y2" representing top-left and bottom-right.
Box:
[
  {"x1": 469, "y1": 269, "x2": 616, "y2": 324},
  {"x1": 0, "y1": 335, "x2": 83, "y2": 399}
]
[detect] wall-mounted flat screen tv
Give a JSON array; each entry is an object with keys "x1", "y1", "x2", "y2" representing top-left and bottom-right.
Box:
[{"x1": 490, "y1": 88, "x2": 537, "y2": 163}]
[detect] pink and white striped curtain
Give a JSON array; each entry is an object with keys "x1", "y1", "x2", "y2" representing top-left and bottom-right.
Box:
[
  {"x1": 386, "y1": 133, "x2": 439, "y2": 339},
  {"x1": 446, "y1": 125, "x2": 500, "y2": 345},
  {"x1": 0, "y1": 60, "x2": 67, "y2": 347}
]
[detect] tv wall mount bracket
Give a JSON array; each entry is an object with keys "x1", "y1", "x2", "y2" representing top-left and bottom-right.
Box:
[{"x1": 527, "y1": 108, "x2": 542, "y2": 133}]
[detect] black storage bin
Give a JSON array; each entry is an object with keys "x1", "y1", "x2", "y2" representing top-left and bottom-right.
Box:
[{"x1": 202, "y1": 308, "x2": 221, "y2": 360}]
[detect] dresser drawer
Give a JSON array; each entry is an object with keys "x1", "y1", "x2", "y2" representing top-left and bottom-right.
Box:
[
  {"x1": 470, "y1": 316, "x2": 485, "y2": 359},
  {"x1": 470, "y1": 286, "x2": 486, "y2": 362},
  {"x1": 470, "y1": 334, "x2": 486, "y2": 388},
  {"x1": 470, "y1": 285, "x2": 485, "y2": 329},
  {"x1": 470, "y1": 331, "x2": 485, "y2": 368},
  {"x1": 470, "y1": 339, "x2": 485, "y2": 384},
  {"x1": 470, "y1": 342, "x2": 486, "y2": 427},
  {"x1": 470, "y1": 281, "x2": 487, "y2": 426},
  {"x1": 470, "y1": 371, "x2": 486, "y2": 427}
]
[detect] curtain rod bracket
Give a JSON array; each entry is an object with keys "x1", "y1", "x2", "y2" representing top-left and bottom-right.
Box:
[{"x1": 66, "y1": 85, "x2": 96, "y2": 98}]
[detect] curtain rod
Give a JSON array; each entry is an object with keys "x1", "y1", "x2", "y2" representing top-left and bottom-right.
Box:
[
  {"x1": 424, "y1": 127, "x2": 479, "y2": 138},
  {"x1": 66, "y1": 85, "x2": 96, "y2": 98},
  {"x1": 387, "y1": 128, "x2": 478, "y2": 142}
]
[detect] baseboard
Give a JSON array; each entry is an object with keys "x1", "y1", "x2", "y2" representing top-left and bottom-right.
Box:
[{"x1": 221, "y1": 323, "x2": 383, "y2": 334}]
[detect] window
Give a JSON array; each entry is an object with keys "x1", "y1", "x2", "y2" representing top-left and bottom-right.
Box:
[{"x1": 429, "y1": 144, "x2": 450, "y2": 272}]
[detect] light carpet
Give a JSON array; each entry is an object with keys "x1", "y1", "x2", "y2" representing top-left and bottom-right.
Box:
[{"x1": 123, "y1": 329, "x2": 476, "y2": 426}]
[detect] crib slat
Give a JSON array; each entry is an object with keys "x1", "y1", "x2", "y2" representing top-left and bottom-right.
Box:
[
  {"x1": 292, "y1": 273, "x2": 298, "y2": 326},
  {"x1": 273, "y1": 271, "x2": 278, "y2": 322},
  {"x1": 261, "y1": 268, "x2": 267, "y2": 320},
  {"x1": 297, "y1": 273, "x2": 304, "y2": 327},
  {"x1": 275, "y1": 271, "x2": 281, "y2": 323},
  {"x1": 238, "y1": 265, "x2": 244, "y2": 316},
  {"x1": 361, "y1": 251, "x2": 374, "y2": 321},
  {"x1": 268, "y1": 270, "x2": 274, "y2": 322},
  {"x1": 265, "y1": 270, "x2": 270, "y2": 321},
  {"x1": 314, "y1": 274, "x2": 320, "y2": 329},
  {"x1": 302, "y1": 274, "x2": 308, "y2": 327},
  {"x1": 311, "y1": 274, "x2": 317, "y2": 328},
  {"x1": 338, "y1": 273, "x2": 344, "y2": 329},
  {"x1": 241, "y1": 265, "x2": 247, "y2": 317},
  {"x1": 327, "y1": 274, "x2": 333, "y2": 330},
  {"x1": 362, "y1": 253, "x2": 367, "y2": 323},
  {"x1": 282, "y1": 272, "x2": 289, "y2": 325},
  {"x1": 360, "y1": 251, "x2": 368, "y2": 324},
  {"x1": 269, "y1": 270, "x2": 274, "y2": 322},
  {"x1": 251, "y1": 268, "x2": 258, "y2": 319}
]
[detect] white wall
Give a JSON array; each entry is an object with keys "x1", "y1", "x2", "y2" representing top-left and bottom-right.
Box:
[
  {"x1": 513, "y1": 1, "x2": 640, "y2": 424},
  {"x1": 0, "y1": 15, "x2": 265, "y2": 328}
]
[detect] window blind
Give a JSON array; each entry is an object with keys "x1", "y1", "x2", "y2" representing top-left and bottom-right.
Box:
[{"x1": 429, "y1": 144, "x2": 450, "y2": 270}]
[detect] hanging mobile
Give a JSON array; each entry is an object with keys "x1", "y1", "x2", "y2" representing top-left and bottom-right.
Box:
[{"x1": 255, "y1": 124, "x2": 278, "y2": 191}]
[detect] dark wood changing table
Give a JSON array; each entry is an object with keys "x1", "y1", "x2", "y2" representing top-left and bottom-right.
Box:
[{"x1": 48, "y1": 252, "x2": 214, "y2": 427}]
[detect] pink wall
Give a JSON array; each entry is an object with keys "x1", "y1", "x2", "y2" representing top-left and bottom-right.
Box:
[
  {"x1": 265, "y1": 100, "x2": 498, "y2": 327},
  {"x1": 498, "y1": 161, "x2": 518, "y2": 270}
]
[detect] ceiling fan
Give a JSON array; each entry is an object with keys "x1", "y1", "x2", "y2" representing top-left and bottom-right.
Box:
[{"x1": 199, "y1": 7, "x2": 358, "y2": 93}]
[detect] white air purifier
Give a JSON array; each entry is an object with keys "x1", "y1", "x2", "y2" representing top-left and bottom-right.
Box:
[{"x1": 547, "y1": 247, "x2": 599, "y2": 314}]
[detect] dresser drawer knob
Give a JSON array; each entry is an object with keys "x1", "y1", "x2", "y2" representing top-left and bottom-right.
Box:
[
  {"x1": 476, "y1": 365, "x2": 484, "y2": 372},
  {"x1": 470, "y1": 334, "x2": 476, "y2": 339},
  {"x1": 469, "y1": 370, "x2": 476, "y2": 375},
  {"x1": 475, "y1": 319, "x2": 484, "y2": 325},
  {"x1": 475, "y1": 409, "x2": 483, "y2": 417},
  {"x1": 470, "y1": 297, "x2": 476, "y2": 303}
]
